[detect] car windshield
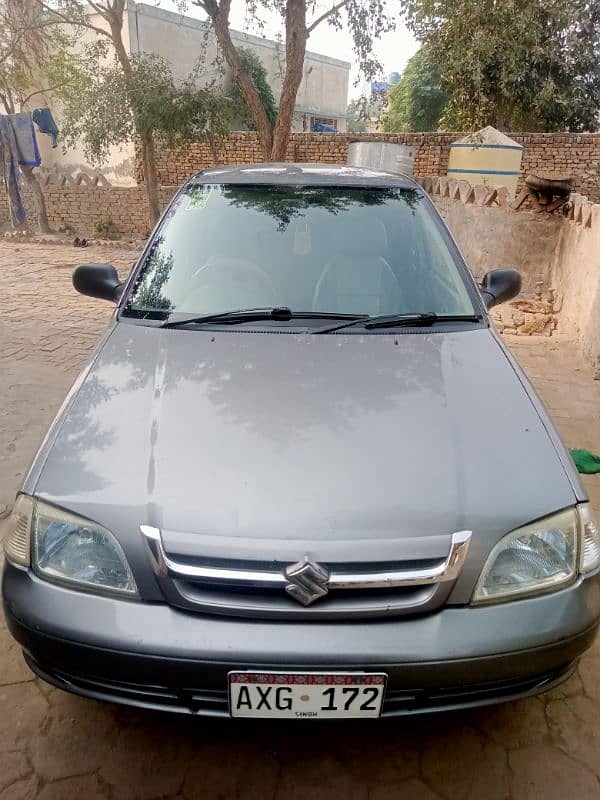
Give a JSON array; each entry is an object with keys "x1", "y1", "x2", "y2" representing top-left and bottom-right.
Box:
[{"x1": 124, "y1": 184, "x2": 477, "y2": 324}]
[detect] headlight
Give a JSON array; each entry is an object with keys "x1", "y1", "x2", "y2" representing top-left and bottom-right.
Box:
[
  {"x1": 472, "y1": 508, "x2": 578, "y2": 604},
  {"x1": 3, "y1": 495, "x2": 138, "y2": 598},
  {"x1": 33, "y1": 500, "x2": 138, "y2": 596}
]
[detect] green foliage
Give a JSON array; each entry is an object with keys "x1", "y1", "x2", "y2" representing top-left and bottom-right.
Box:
[
  {"x1": 95, "y1": 218, "x2": 118, "y2": 239},
  {"x1": 51, "y1": 48, "x2": 234, "y2": 167},
  {"x1": 0, "y1": 0, "x2": 76, "y2": 113},
  {"x1": 130, "y1": 245, "x2": 174, "y2": 312},
  {"x1": 381, "y1": 48, "x2": 447, "y2": 132},
  {"x1": 230, "y1": 48, "x2": 277, "y2": 130},
  {"x1": 405, "y1": 0, "x2": 600, "y2": 132},
  {"x1": 220, "y1": 185, "x2": 418, "y2": 231},
  {"x1": 347, "y1": 97, "x2": 370, "y2": 133},
  {"x1": 50, "y1": 42, "x2": 133, "y2": 165}
]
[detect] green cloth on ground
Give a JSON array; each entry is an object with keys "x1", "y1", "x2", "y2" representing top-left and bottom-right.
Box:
[{"x1": 569, "y1": 449, "x2": 600, "y2": 474}]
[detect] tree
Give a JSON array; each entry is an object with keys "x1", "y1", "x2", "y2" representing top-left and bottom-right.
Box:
[
  {"x1": 405, "y1": 0, "x2": 600, "y2": 132},
  {"x1": 230, "y1": 47, "x2": 277, "y2": 130},
  {"x1": 46, "y1": 1, "x2": 237, "y2": 225},
  {"x1": 191, "y1": 0, "x2": 398, "y2": 160},
  {"x1": 43, "y1": 0, "x2": 165, "y2": 225},
  {"x1": 381, "y1": 47, "x2": 447, "y2": 131},
  {"x1": 0, "y1": 0, "x2": 74, "y2": 232},
  {"x1": 52, "y1": 48, "x2": 234, "y2": 210}
]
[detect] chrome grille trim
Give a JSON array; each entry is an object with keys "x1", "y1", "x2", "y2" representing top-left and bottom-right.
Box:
[
  {"x1": 140, "y1": 525, "x2": 471, "y2": 591},
  {"x1": 172, "y1": 580, "x2": 439, "y2": 620}
]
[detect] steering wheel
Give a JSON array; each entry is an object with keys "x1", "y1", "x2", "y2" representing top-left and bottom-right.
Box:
[{"x1": 183, "y1": 256, "x2": 280, "y2": 312}]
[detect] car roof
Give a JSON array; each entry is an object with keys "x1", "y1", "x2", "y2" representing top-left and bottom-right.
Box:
[{"x1": 192, "y1": 162, "x2": 422, "y2": 190}]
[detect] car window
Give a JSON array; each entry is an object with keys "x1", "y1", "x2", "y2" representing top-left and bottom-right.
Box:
[{"x1": 124, "y1": 184, "x2": 476, "y2": 322}]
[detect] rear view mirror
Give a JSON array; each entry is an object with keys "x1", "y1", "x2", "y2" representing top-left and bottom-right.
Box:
[
  {"x1": 480, "y1": 269, "x2": 522, "y2": 309},
  {"x1": 73, "y1": 263, "x2": 123, "y2": 303}
]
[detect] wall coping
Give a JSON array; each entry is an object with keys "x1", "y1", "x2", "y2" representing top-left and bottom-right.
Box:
[{"x1": 416, "y1": 175, "x2": 599, "y2": 230}]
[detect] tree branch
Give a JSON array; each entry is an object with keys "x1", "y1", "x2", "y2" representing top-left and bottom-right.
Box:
[
  {"x1": 87, "y1": 1, "x2": 109, "y2": 14},
  {"x1": 38, "y1": 2, "x2": 112, "y2": 40},
  {"x1": 21, "y1": 85, "x2": 74, "y2": 108},
  {"x1": 307, "y1": 0, "x2": 350, "y2": 33},
  {"x1": 193, "y1": 0, "x2": 218, "y2": 15}
]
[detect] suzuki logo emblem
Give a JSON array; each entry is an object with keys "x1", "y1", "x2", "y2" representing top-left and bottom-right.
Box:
[{"x1": 283, "y1": 557, "x2": 330, "y2": 606}]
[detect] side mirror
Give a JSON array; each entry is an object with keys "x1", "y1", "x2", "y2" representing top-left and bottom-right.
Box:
[
  {"x1": 480, "y1": 268, "x2": 521, "y2": 309},
  {"x1": 73, "y1": 263, "x2": 123, "y2": 303}
]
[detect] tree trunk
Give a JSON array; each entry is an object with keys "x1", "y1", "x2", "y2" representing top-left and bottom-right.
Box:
[
  {"x1": 206, "y1": 0, "x2": 273, "y2": 158},
  {"x1": 21, "y1": 166, "x2": 50, "y2": 233},
  {"x1": 271, "y1": 0, "x2": 308, "y2": 161},
  {"x1": 110, "y1": 18, "x2": 135, "y2": 85},
  {"x1": 140, "y1": 132, "x2": 161, "y2": 228},
  {"x1": 108, "y1": 7, "x2": 160, "y2": 228},
  {"x1": 207, "y1": 127, "x2": 220, "y2": 165}
]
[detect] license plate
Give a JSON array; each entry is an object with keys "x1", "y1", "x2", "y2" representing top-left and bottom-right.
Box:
[{"x1": 229, "y1": 671, "x2": 386, "y2": 718}]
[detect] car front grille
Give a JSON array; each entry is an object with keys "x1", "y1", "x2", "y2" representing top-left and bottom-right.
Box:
[
  {"x1": 25, "y1": 652, "x2": 574, "y2": 717},
  {"x1": 140, "y1": 525, "x2": 471, "y2": 620}
]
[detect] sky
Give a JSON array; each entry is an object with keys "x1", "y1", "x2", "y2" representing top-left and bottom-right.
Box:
[{"x1": 159, "y1": 0, "x2": 419, "y2": 100}]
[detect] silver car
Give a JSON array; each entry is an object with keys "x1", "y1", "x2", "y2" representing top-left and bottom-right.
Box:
[{"x1": 3, "y1": 164, "x2": 600, "y2": 719}]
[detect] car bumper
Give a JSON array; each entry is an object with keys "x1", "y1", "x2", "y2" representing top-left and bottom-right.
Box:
[{"x1": 3, "y1": 563, "x2": 600, "y2": 717}]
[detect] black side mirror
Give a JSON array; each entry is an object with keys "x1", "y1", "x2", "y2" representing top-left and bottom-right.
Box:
[
  {"x1": 480, "y1": 268, "x2": 522, "y2": 309},
  {"x1": 73, "y1": 264, "x2": 123, "y2": 303}
]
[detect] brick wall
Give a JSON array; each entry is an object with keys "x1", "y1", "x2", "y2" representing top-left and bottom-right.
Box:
[
  {"x1": 135, "y1": 132, "x2": 460, "y2": 186},
  {"x1": 141, "y1": 131, "x2": 600, "y2": 201},
  {"x1": 0, "y1": 185, "x2": 178, "y2": 239},
  {"x1": 1, "y1": 131, "x2": 598, "y2": 237}
]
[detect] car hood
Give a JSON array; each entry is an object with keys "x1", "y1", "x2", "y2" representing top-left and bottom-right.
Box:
[{"x1": 33, "y1": 323, "x2": 576, "y2": 574}]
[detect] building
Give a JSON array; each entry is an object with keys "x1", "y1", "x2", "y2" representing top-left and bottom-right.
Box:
[
  {"x1": 132, "y1": 3, "x2": 351, "y2": 134},
  {"x1": 34, "y1": 1, "x2": 350, "y2": 184}
]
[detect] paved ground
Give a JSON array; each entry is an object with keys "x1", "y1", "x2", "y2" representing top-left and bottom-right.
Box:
[{"x1": 1, "y1": 241, "x2": 600, "y2": 800}]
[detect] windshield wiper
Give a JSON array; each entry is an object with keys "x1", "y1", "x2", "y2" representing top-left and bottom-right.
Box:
[
  {"x1": 161, "y1": 307, "x2": 367, "y2": 329},
  {"x1": 313, "y1": 313, "x2": 483, "y2": 334}
]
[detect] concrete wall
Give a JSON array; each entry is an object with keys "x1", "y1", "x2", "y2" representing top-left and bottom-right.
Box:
[
  {"x1": 550, "y1": 210, "x2": 600, "y2": 371},
  {"x1": 432, "y1": 195, "x2": 561, "y2": 292},
  {"x1": 420, "y1": 175, "x2": 600, "y2": 369}
]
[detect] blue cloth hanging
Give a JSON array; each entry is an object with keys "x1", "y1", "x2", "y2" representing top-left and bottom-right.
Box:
[
  {"x1": 33, "y1": 107, "x2": 59, "y2": 148},
  {"x1": 7, "y1": 112, "x2": 41, "y2": 167},
  {"x1": 0, "y1": 117, "x2": 27, "y2": 227}
]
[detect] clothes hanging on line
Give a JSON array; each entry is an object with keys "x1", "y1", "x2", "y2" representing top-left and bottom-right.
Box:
[
  {"x1": 7, "y1": 112, "x2": 41, "y2": 167},
  {"x1": 33, "y1": 107, "x2": 59, "y2": 148},
  {"x1": 0, "y1": 117, "x2": 27, "y2": 227}
]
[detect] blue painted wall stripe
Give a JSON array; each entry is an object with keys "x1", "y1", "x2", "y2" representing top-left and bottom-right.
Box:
[
  {"x1": 450, "y1": 143, "x2": 524, "y2": 151},
  {"x1": 447, "y1": 167, "x2": 520, "y2": 176}
]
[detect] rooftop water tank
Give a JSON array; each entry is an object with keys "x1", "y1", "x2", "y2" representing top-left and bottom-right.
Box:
[{"x1": 447, "y1": 126, "x2": 524, "y2": 196}]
